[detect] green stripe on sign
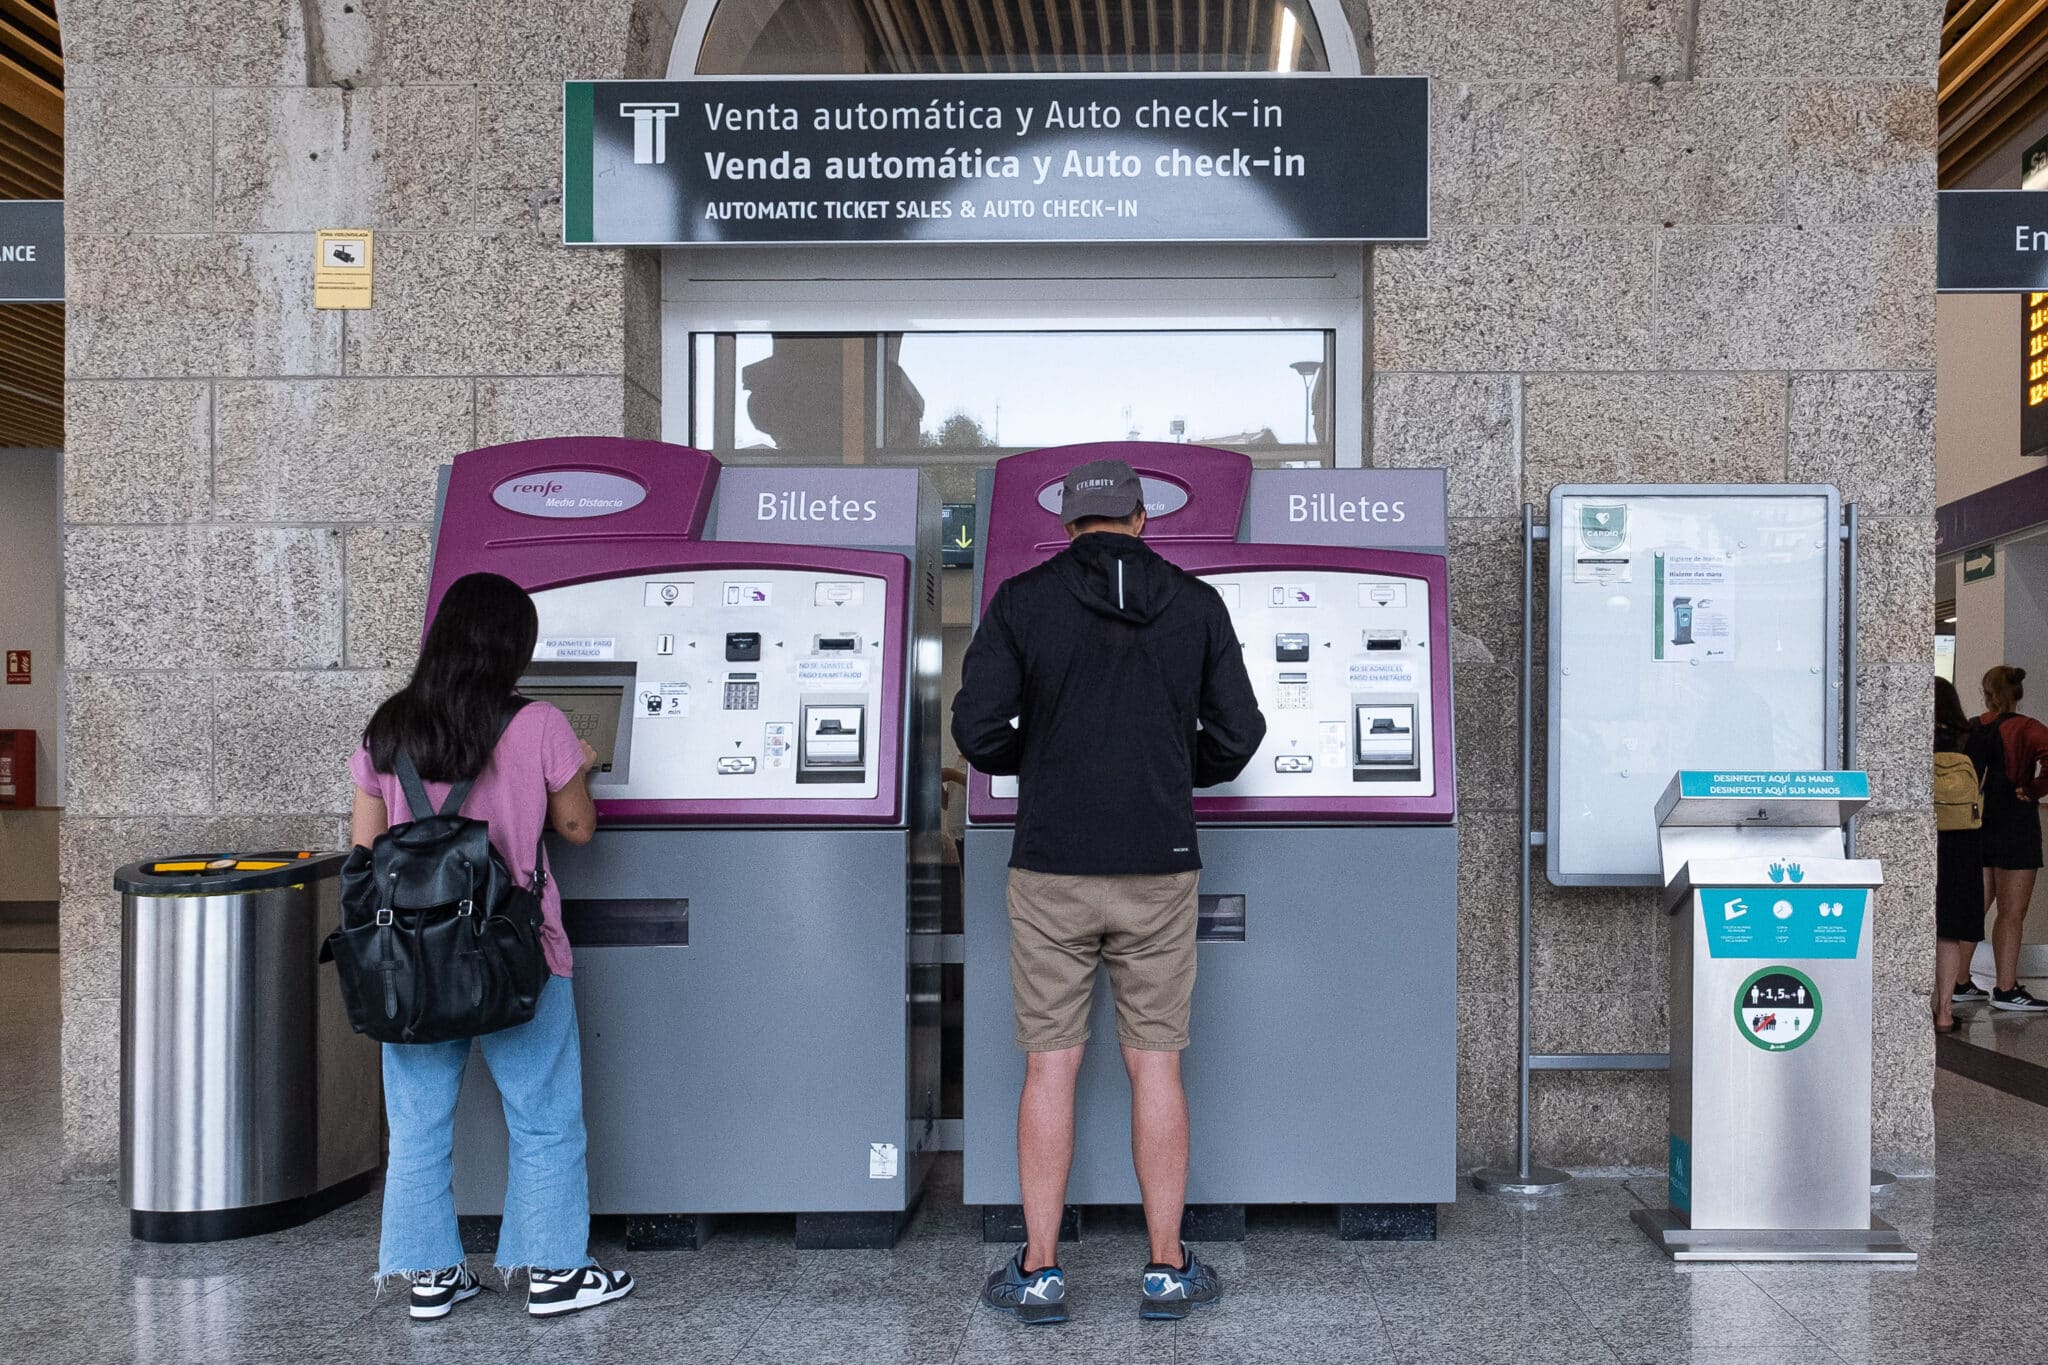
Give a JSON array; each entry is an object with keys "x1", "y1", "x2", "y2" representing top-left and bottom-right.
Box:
[
  {"x1": 564, "y1": 82, "x2": 595, "y2": 245},
  {"x1": 1653, "y1": 551, "x2": 1665, "y2": 660}
]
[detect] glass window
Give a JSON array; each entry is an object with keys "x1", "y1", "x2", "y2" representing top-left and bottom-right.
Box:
[
  {"x1": 697, "y1": 0, "x2": 1329, "y2": 74},
  {"x1": 691, "y1": 329, "x2": 1333, "y2": 490}
]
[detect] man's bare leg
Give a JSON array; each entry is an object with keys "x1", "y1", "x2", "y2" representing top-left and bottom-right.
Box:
[
  {"x1": 1123, "y1": 1045, "x2": 1189, "y2": 1266},
  {"x1": 1019, "y1": 1046, "x2": 1084, "y2": 1270}
]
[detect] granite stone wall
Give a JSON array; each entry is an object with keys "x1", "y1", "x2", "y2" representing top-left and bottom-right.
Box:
[{"x1": 56, "y1": 0, "x2": 1937, "y2": 1179}]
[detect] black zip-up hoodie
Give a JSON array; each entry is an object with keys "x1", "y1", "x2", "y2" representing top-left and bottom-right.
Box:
[{"x1": 952, "y1": 532, "x2": 1267, "y2": 875}]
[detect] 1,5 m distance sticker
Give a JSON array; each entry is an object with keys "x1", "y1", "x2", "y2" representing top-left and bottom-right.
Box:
[{"x1": 1735, "y1": 967, "x2": 1822, "y2": 1052}]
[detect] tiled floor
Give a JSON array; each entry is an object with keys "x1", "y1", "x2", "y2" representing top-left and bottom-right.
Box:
[
  {"x1": 1936, "y1": 977, "x2": 2048, "y2": 1106},
  {"x1": 8, "y1": 947, "x2": 2048, "y2": 1365}
]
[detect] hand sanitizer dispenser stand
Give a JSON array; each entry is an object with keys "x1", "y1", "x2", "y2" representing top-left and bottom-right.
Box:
[{"x1": 1632, "y1": 771, "x2": 1915, "y2": 1262}]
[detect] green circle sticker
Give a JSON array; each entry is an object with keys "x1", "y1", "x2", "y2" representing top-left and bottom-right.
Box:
[{"x1": 1735, "y1": 967, "x2": 1822, "y2": 1052}]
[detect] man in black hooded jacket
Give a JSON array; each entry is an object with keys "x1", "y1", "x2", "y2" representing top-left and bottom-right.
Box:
[{"x1": 954, "y1": 458, "x2": 1265, "y2": 1325}]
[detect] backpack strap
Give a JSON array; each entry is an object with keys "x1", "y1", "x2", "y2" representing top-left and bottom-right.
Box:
[{"x1": 394, "y1": 699, "x2": 531, "y2": 821}]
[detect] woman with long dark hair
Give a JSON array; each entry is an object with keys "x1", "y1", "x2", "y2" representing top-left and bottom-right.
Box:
[
  {"x1": 349, "y1": 572, "x2": 634, "y2": 1319},
  {"x1": 1978, "y1": 664, "x2": 2048, "y2": 1011},
  {"x1": 1934, "y1": 677, "x2": 1988, "y2": 1031}
]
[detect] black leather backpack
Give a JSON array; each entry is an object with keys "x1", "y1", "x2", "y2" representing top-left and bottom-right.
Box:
[{"x1": 322, "y1": 705, "x2": 551, "y2": 1044}]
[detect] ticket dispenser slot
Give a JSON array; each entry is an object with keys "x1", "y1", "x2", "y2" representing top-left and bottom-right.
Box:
[
  {"x1": 1353, "y1": 701, "x2": 1419, "y2": 780},
  {"x1": 799, "y1": 697, "x2": 867, "y2": 783}
]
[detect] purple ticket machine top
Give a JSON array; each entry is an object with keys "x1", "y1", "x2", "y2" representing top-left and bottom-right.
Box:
[
  {"x1": 962, "y1": 442, "x2": 1459, "y2": 1226},
  {"x1": 428, "y1": 436, "x2": 913, "y2": 825},
  {"x1": 968, "y1": 440, "x2": 1456, "y2": 826},
  {"x1": 436, "y1": 436, "x2": 941, "y2": 1244}
]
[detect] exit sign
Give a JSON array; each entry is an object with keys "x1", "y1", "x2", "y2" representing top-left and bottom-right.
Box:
[{"x1": 1965, "y1": 545, "x2": 1998, "y2": 583}]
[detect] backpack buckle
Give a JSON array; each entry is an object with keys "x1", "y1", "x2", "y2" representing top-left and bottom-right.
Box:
[
  {"x1": 458, "y1": 899, "x2": 474, "y2": 917},
  {"x1": 375, "y1": 908, "x2": 393, "y2": 926}
]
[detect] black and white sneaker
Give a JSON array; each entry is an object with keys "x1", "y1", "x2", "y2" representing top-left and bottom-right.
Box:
[
  {"x1": 408, "y1": 1264, "x2": 484, "y2": 1320},
  {"x1": 1952, "y1": 980, "x2": 1990, "y2": 1004},
  {"x1": 1993, "y1": 986, "x2": 2048, "y2": 1012},
  {"x1": 527, "y1": 1264, "x2": 635, "y2": 1318}
]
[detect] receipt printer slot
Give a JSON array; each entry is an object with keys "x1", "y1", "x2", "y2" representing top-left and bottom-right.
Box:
[
  {"x1": 1353, "y1": 701, "x2": 1418, "y2": 779},
  {"x1": 798, "y1": 698, "x2": 866, "y2": 784}
]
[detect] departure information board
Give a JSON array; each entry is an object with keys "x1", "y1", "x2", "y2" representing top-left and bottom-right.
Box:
[{"x1": 2026, "y1": 292, "x2": 2048, "y2": 459}]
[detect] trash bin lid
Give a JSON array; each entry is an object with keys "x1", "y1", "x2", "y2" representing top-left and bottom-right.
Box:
[{"x1": 114, "y1": 850, "x2": 346, "y2": 895}]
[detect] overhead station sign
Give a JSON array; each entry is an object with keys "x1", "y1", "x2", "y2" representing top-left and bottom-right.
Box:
[
  {"x1": 0, "y1": 200, "x2": 61, "y2": 303},
  {"x1": 564, "y1": 77, "x2": 1429, "y2": 246}
]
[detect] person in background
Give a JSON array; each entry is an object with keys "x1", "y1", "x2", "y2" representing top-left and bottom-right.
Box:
[
  {"x1": 1978, "y1": 664, "x2": 2048, "y2": 1011},
  {"x1": 953, "y1": 459, "x2": 1266, "y2": 1325},
  {"x1": 351, "y1": 571, "x2": 636, "y2": 1319},
  {"x1": 1934, "y1": 677, "x2": 1990, "y2": 1030}
]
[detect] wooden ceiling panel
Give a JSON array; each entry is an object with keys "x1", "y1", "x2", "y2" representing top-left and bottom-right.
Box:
[
  {"x1": 0, "y1": 0, "x2": 59, "y2": 449},
  {"x1": 1943, "y1": 0, "x2": 2048, "y2": 186}
]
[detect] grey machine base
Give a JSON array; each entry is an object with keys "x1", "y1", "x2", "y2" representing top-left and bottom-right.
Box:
[
  {"x1": 1631, "y1": 1208, "x2": 1919, "y2": 1263},
  {"x1": 451, "y1": 829, "x2": 941, "y2": 1249},
  {"x1": 963, "y1": 825, "x2": 1457, "y2": 1235}
]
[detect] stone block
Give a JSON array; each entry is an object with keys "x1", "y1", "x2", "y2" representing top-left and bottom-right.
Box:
[
  {"x1": 1871, "y1": 990, "x2": 1935, "y2": 1173},
  {"x1": 474, "y1": 83, "x2": 565, "y2": 233},
  {"x1": 67, "y1": 527, "x2": 345, "y2": 670},
  {"x1": 1374, "y1": 229, "x2": 1656, "y2": 372},
  {"x1": 65, "y1": 673, "x2": 214, "y2": 818},
  {"x1": 1372, "y1": 374, "x2": 1520, "y2": 519},
  {"x1": 1522, "y1": 373, "x2": 1785, "y2": 502},
  {"x1": 1855, "y1": 518, "x2": 1936, "y2": 669},
  {"x1": 1620, "y1": 0, "x2": 1692, "y2": 83},
  {"x1": 1693, "y1": 0, "x2": 1938, "y2": 80},
  {"x1": 1453, "y1": 662, "x2": 1518, "y2": 814},
  {"x1": 1857, "y1": 662, "x2": 1934, "y2": 815},
  {"x1": 342, "y1": 235, "x2": 625, "y2": 377},
  {"x1": 626, "y1": 380, "x2": 665, "y2": 442},
  {"x1": 64, "y1": 88, "x2": 214, "y2": 234},
  {"x1": 1856, "y1": 812, "x2": 1937, "y2": 999},
  {"x1": 476, "y1": 378, "x2": 628, "y2": 446},
  {"x1": 62, "y1": 0, "x2": 306, "y2": 87},
  {"x1": 1426, "y1": 83, "x2": 1537, "y2": 229},
  {"x1": 1530, "y1": 1070, "x2": 1667, "y2": 1168},
  {"x1": 1532, "y1": 881, "x2": 1663, "y2": 996},
  {"x1": 1456, "y1": 989, "x2": 1518, "y2": 1169},
  {"x1": 1531, "y1": 988, "x2": 1668, "y2": 1056},
  {"x1": 624, "y1": 251, "x2": 664, "y2": 398},
  {"x1": 1788, "y1": 373, "x2": 1935, "y2": 517},
  {"x1": 214, "y1": 379, "x2": 474, "y2": 522},
  {"x1": 215, "y1": 88, "x2": 475, "y2": 233},
  {"x1": 347, "y1": 527, "x2": 433, "y2": 670},
  {"x1": 479, "y1": 1, "x2": 637, "y2": 81},
  {"x1": 1446, "y1": 518, "x2": 1522, "y2": 667},
  {"x1": 62, "y1": 382, "x2": 212, "y2": 524},
  {"x1": 60, "y1": 995, "x2": 120, "y2": 1180},
  {"x1": 1457, "y1": 811, "x2": 1522, "y2": 990},
  {"x1": 1653, "y1": 226, "x2": 1934, "y2": 371},
  {"x1": 67, "y1": 235, "x2": 342, "y2": 379},
  {"x1": 1522, "y1": 83, "x2": 1934, "y2": 229},
  {"x1": 1368, "y1": 0, "x2": 1613, "y2": 79},
  {"x1": 213, "y1": 671, "x2": 402, "y2": 816}
]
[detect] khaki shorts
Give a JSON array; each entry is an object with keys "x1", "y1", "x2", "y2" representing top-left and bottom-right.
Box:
[{"x1": 1006, "y1": 868, "x2": 1200, "y2": 1053}]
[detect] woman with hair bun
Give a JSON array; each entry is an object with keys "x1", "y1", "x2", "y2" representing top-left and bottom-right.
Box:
[{"x1": 1978, "y1": 664, "x2": 2048, "y2": 1011}]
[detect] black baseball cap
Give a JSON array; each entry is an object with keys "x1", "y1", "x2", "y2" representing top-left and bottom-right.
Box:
[{"x1": 1060, "y1": 459, "x2": 1144, "y2": 524}]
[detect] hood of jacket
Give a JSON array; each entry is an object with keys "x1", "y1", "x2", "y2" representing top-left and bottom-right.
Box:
[{"x1": 1050, "y1": 532, "x2": 1183, "y2": 625}]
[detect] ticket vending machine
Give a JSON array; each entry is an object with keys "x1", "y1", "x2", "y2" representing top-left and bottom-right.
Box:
[
  {"x1": 962, "y1": 443, "x2": 1458, "y2": 1235},
  {"x1": 431, "y1": 437, "x2": 942, "y2": 1248}
]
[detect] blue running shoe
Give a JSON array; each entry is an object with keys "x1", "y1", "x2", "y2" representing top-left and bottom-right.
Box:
[
  {"x1": 981, "y1": 1251, "x2": 1068, "y2": 1324},
  {"x1": 1140, "y1": 1244, "x2": 1222, "y2": 1320}
]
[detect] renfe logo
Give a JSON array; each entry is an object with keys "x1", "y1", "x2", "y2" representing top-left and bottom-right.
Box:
[
  {"x1": 491, "y1": 469, "x2": 648, "y2": 519},
  {"x1": 1035, "y1": 476, "x2": 1190, "y2": 518}
]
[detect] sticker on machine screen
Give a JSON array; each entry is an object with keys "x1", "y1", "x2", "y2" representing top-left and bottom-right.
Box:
[
  {"x1": 1735, "y1": 968, "x2": 1821, "y2": 1052},
  {"x1": 1347, "y1": 658, "x2": 1418, "y2": 690},
  {"x1": 869, "y1": 1142, "x2": 899, "y2": 1180},
  {"x1": 797, "y1": 656, "x2": 871, "y2": 689},
  {"x1": 537, "y1": 637, "x2": 616, "y2": 660}
]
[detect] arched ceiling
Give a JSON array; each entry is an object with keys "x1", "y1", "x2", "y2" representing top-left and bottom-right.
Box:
[{"x1": 0, "y1": 0, "x2": 61, "y2": 449}]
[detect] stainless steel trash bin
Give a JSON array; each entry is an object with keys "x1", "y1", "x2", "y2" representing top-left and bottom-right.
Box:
[{"x1": 118, "y1": 852, "x2": 382, "y2": 1242}]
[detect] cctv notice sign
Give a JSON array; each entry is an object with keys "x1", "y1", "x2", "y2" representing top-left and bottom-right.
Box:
[{"x1": 563, "y1": 77, "x2": 1428, "y2": 246}]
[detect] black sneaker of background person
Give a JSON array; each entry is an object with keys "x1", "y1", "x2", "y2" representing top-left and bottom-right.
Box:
[
  {"x1": 409, "y1": 1264, "x2": 485, "y2": 1320},
  {"x1": 1952, "y1": 980, "x2": 1990, "y2": 1004},
  {"x1": 1992, "y1": 986, "x2": 2048, "y2": 1012}
]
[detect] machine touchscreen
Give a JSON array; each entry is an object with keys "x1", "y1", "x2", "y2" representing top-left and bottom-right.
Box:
[{"x1": 521, "y1": 685, "x2": 625, "y2": 774}]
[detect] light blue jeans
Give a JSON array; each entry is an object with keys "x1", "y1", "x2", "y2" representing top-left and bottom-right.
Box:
[{"x1": 377, "y1": 975, "x2": 595, "y2": 1278}]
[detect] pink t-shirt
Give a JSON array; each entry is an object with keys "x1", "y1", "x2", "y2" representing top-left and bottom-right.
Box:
[{"x1": 349, "y1": 701, "x2": 587, "y2": 978}]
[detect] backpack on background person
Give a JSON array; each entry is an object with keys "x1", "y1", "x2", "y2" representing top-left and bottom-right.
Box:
[
  {"x1": 1935, "y1": 744, "x2": 1987, "y2": 832},
  {"x1": 322, "y1": 703, "x2": 550, "y2": 1044}
]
